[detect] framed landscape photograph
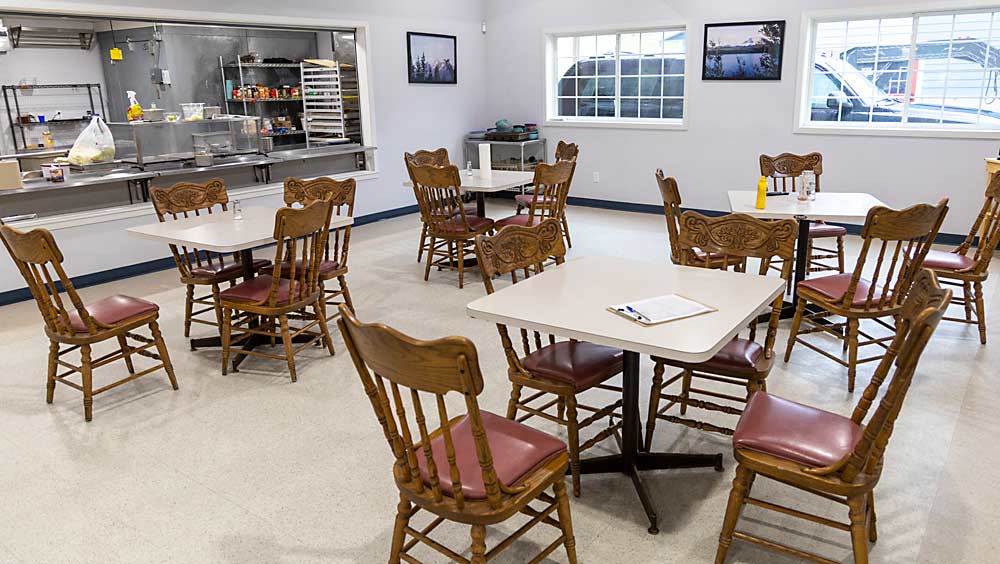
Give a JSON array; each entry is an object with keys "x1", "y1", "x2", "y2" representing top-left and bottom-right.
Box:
[
  {"x1": 407, "y1": 32, "x2": 457, "y2": 84},
  {"x1": 702, "y1": 21, "x2": 786, "y2": 80}
]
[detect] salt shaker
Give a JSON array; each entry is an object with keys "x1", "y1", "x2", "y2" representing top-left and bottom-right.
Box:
[
  {"x1": 233, "y1": 199, "x2": 243, "y2": 221},
  {"x1": 466, "y1": 160, "x2": 474, "y2": 177},
  {"x1": 799, "y1": 171, "x2": 816, "y2": 202}
]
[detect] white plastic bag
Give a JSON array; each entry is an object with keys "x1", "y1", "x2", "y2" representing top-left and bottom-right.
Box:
[{"x1": 68, "y1": 116, "x2": 116, "y2": 166}]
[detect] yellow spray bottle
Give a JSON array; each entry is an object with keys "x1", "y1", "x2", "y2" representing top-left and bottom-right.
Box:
[{"x1": 755, "y1": 175, "x2": 768, "y2": 209}]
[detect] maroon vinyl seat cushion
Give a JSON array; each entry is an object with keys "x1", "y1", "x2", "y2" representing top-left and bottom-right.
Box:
[
  {"x1": 681, "y1": 338, "x2": 764, "y2": 377},
  {"x1": 218, "y1": 275, "x2": 304, "y2": 305},
  {"x1": 515, "y1": 194, "x2": 556, "y2": 207},
  {"x1": 436, "y1": 215, "x2": 494, "y2": 234},
  {"x1": 734, "y1": 392, "x2": 864, "y2": 468},
  {"x1": 495, "y1": 215, "x2": 537, "y2": 229},
  {"x1": 798, "y1": 273, "x2": 887, "y2": 307},
  {"x1": 451, "y1": 206, "x2": 478, "y2": 217},
  {"x1": 189, "y1": 258, "x2": 270, "y2": 279},
  {"x1": 921, "y1": 249, "x2": 975, "y2": 272},
  {"x1": 259, "y1": 259, "x2": 342, "y2": 278},
  {"x1": 808, "y1": 223, "x2": 848, "y2": 238},
  {"x1": 69, "y1": 295, "x2": 159, "y2": 333},
  {"x1": 522, "y1": 341, "x2": 623, "y2": 391},
  {"x1": 417, "y1": 411, "x2": 566, "y2": 499}
]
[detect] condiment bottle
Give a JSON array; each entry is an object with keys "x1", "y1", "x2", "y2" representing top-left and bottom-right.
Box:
[{"x1": 755, "y1": 176, "x2": 768, "y2": 210}]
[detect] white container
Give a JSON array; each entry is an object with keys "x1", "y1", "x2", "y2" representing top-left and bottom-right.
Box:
[{"x1": 180, "y1": 103, "x2": 205, "y2": 121}]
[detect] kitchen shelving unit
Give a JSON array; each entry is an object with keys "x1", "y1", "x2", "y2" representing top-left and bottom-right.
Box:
[
  {"x1": 219, "y1": 57, "x2": 307, "y2": 149},
  {"x1": 300, "y1": 61, "x2": 347, "y2": 148},
  {"x1": 2, "y1": 83, "x2": 105, "y2": 153}
]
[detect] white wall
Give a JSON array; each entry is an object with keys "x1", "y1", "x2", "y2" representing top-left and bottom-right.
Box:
[{"x1": 485, "y1": 0, "x2": 994, "y2": 234}]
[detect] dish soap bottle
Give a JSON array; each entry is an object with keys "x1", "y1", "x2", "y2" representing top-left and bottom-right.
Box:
[
  {"x1": 126, "y1": 90, "x2": 143, "y2": 121},
  {"x1": 755, "y1": 176, "x2": 768, "y2": 209}
]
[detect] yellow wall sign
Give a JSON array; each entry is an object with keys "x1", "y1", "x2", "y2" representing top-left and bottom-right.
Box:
[{"x1": 109, "y1": 47, "x2": 123, "y2": 61}]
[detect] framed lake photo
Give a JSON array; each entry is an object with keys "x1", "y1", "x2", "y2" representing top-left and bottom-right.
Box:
[
  {"x1": 703, "y1": 21, "x2": 786, "y2": 80},
  {"x1": 407, "y1": 32, "x2": 457, "y2": 84}
]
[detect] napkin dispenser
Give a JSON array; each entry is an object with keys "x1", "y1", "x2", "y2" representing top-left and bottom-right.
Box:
[{"x1": 0, "y1": 159, "x2": 23, "y2": 190}]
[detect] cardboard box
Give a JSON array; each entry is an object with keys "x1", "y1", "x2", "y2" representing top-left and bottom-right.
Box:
[{"x1": 0, "y1": 159, "x2": 23, "y2": 190}]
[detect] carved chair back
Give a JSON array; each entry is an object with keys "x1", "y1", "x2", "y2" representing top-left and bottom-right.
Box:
[
  {"x1": 839, "y1": 200, "x2": 948, "y2": 312},
  {"x1": 958, "y1": 172, "x2": 1000, "y2": 275},
  {"x1": 337, "y1": 305, "x2": 511, "y2": 511},
  {"x1": 554, "y1": 140, "x2": 579, "y2": 162},
  {"x1": 677, "y1": 211, "x2": 797, "y2": 354},
  {"x1": 655, "y1": 169, "x2": 684, "y2": 264},
  {"x1": 405, "y1": 149, "x2": 451, "y2": 221},
  {"x1": 523, "y1": 160, "x2": 576, "y2": 226},
  {"x1": 475, "y1": 219, "x2": 567, "y2": 372},
  {"x1": 259, "y1": 199, "x2": 333, "y2": 308},
  {"x1": 150, "y1": 179, "x2": 233, "y2": 280},
  {"x1": 283, "y1": 177, "x2": 356, "y2": 269},
  {"x1": 410, "y1": 163, "x2": 475, "y2": 237},
  {"x1": 0, "y1": 224, "x2": 104, "y2": 337},
  {"x1": 835, "y1": 269, "x2": 950, "y2": 481},
  {"x1": 759, "y1": 152, "x2": 823, "y2": 193}
]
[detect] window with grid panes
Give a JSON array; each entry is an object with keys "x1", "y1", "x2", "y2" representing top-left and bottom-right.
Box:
[
  {"x1": 552, "y1": 29, "x2": 686, "y2": 123},
  {"x1": 804, "y1": 9, "x2": 1000, "y2": 130}
]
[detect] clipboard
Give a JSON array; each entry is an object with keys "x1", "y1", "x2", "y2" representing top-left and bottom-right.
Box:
[{"x1": 608, "y1": 294, "x2": 718, "y2": 326}]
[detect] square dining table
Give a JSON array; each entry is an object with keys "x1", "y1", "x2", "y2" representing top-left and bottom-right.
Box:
[
  {"x1": 406, "y1": 169, "x2": 535, "y2": 216},
  {"x1": 466, "y1": 255, "x2": 784, "y2": 534},
  {"x1": 127, "y1": 206, "x2": 353, "y2": 355}
]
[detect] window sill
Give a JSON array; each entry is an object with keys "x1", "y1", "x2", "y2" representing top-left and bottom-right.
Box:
[
  {"x1": 544, "y1": 119, "x2": 687, "y2": 131},
  {"x1": 795, "y1": 123, "x2": 1000, "y2": 140}
]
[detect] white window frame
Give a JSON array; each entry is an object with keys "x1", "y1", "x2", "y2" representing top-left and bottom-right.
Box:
[
  {"x1": 795, "y1": 2, "x2": 1000, "y2": 139},
  {"x1": 543, "y1": 23, "x2": 690, "y2": 131}
]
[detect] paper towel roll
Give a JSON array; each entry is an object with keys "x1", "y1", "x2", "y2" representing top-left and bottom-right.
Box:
[{"x1": 478, "y1": 143, "x2": 492, "y2": 178}]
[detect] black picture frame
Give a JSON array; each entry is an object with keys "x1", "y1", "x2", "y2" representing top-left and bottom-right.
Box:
[
  {"x1": 702, "y1": 20, "x2": 786, "y2": 81},
  {"x1": 407, "y1": 32, "x2": 458, "y2": 84}
]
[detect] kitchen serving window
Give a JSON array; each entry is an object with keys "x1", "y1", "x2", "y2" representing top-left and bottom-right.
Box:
[
  {"x1": 547, "y1": 28, "x2": 687, "y2": 125},
  {"x1": 802, "y1": 8, "x2": 1000, "y2": 131}
]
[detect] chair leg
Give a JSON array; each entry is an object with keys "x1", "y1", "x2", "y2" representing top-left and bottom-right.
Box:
[
  {"x1": 554, "y1": 479, "x2": 578, "y2": 564},
  {"x1": 457, "y1": 240, "x2": 466, "y2": 289},
  {"x1": 221, "y1": 307, "x2": 233, "y2": 375},
  {"x1": 279, "y1": 314, "x2": 297, "y2": 383},
  {"x1": 46, "y1": 340, "x2": 58, "y2": 404},
  {"x1": 837, "y1": 235, "x2": 846, "y2": 273},
  {"x1": 417, "y1": 223, "x2": 428, "y2": 263},
  {"x1": 679, "y1": 369, "x2": 693, "y2": 415},
  {"x1": 974, "y1": 281, "x2": 987, "y2": 345},
  {"x1": 847, "y1": 318, "x2": 860, "y2": 393},
  {"x1": 643, "y1": 361, "x2": 665, "y2": 452},
  {"x1": 81, "y1": 344, "x2": 93, "y2": 422},
  {"x1": 715, "y1": 464, "x2": 755, "y2": 564},
  {"x1": 150, "y1": 320, "x2": 179, "y2": 390},
  {"x1": 338, "y1": 275, "x2": 355, "y2": 313},
  {"x1": 506, "y1": 383, "x2": 522, "y2": 420},
  {"x1": 315, "y1": 303, "x2": 336, "y2": 356},
  {"x1": 423, "y1": 236, "x2": 436, "y2": 281},
  {"x1": 117, "y1": 334, "x2": 135, "y2": 374},
  {"x1": 211, "y1": 284, "x2": 224, "y2": 328},
  {"x1": 963, "y1": 282, "x2": 974, "y2": 321},
  {"x1": 470, "y1": 524, "x2": 487, "y2": 564},
  {"x1": 867, "y1": 490, "x2": 878, "y2": 543},
  {"x1": 183, "y1": 284, "x2": 194, "y2": 337},
  {"x1": 848, "y1": 495, "x2": 871, "y2": 564},
  {"x1": 565, "y1": 394, "x2": 582, "y2": 497},
  {"x1": 784, "y1": 298, "x2": 807, "y2": 362},
  {"x1": 561, "y1": 212, "x2": 573, "y2": 248},
  {"x1": 388, "y1": 495, "x2": 412, "y2": 564}
]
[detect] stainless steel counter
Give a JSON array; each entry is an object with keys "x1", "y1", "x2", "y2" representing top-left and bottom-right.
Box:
[
  {"x1": 269, "y1": 144, "x2": 375, "y2": 161},
  {"x1": 1, "y1": 168, "x2": 155, "y2": 196}
]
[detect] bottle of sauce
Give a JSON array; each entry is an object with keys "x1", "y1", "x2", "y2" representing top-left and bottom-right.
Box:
[
  {"x1": 42, "y1": 129, "x2": 54, "y2": 149},
  {"x1": 755, "y1": 176, "x2": 768, "y2": 210}
]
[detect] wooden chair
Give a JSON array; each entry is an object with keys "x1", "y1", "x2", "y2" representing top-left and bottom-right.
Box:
[
  {"x1": 475, "y1": 218, "x2": 623, "y2": 496},
  {"x1": 336, "y1": 305, "x2": 578, "y2": 564},
  {"x1": 405, "y1": 148, "x2": 474, "y2": 263},
  {"x1": 515, "y1": 140, "x2": 579, "y2": 247},
  {"x1": 260, "y1": 176, "x2": 355, "y2": 323},
  {"x1": 495, "y1": 160, "x2": 576, "y2": 243},
  {"x1": 784, "y1": 199, "x2": 949, "y2": 392},
  {"x1": 760, "y1": 152, "x2": 846, "y2": 275},
  {"x1": 656, "y1": 169, "x2": 737, "y2": 270},
  {"x1": 411, "y1": 163, "x2": 495, "y2": 289},
  {"x1": 150, "y1": 179, "x2": 270, "y2": 340},
  {"x1": 716, "y1": 269, "x2": 951, "y2": 564},
  {"x1": 219, "y1": 199, "x2": 336, "y2": 381},
  {"x1": 643, "y1": 212, "x2": 797, "y2": 447},
  {"x1": 0, "y1": 223, "x2": 178, "y2": 421},
  {"x1": 920, "y1": 173, "x2": 1000, "y2": 344}
]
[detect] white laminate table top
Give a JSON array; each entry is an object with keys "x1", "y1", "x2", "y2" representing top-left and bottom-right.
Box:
[
  {"x1": 126, "y1": 206, "x2": 354, "y2": 253},
  {"x1": 404, "y1": 169, "x2": 535, "y2": 193},
  {"x1": 466, "y1": 256, "x2": 785, "y2": 364},
  {"x1": 728, "y1": 191, "x2": 886, "y2": 223}
]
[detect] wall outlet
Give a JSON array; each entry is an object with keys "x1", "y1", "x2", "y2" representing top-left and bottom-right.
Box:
[{"x1": 592, "y1": 171, "x2": 600, "y2": 183}]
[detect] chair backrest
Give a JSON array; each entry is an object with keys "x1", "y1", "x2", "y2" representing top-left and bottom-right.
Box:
[
  {"x1": 555, "y1": 140, "x2": 579, "y2": 162},
  {"x1": 677, "y1": 211, "x2": 798, "y2": 356},
  {"x1": 410, "y1": 163, "x2": 473, "y2": 236},
  {"x1": 523, "y1": 160, "x2": 576, "y2": 226},
  {"x1": 759, "y1": 152, "x2": 823, "y2": 193},
  {"x1": 655, "y1": 169, "x2": 684, "y2": 264},
  {"x1": 839, "y1": 199, "x2": 949, "y2": 311},
  {"x1": 839, "y1": 269, "x2": 950, "y2": 481},
  {"x1": 405, "y1": 149, "x2": 451, "y2": 221},
  {"x1": 474, "y1": 219, "x2": 567, "y2": 370},
  {"x1": 262, "y1": 198, "x2": 333, "y2": 307},
  {"x1": 283, "y1": 177, "x2": 356, "y2": 268},
  {"x1": 958, "y1": 172, "x2": 1000, "y2": 274},
  {"x1": 149, "y1": 179, "x2": 232, "y2": 280},
  {"x1": 337, "y1": 305, "x2": 508, "y2": 510},
  {"x1": 0, "y1": 224, "x2": 104, "y2": 336}
]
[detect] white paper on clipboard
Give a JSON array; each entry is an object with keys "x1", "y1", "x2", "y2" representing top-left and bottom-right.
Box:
[{"x1": 608, "y1": 294, "x2": 716, "y2": 326}]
